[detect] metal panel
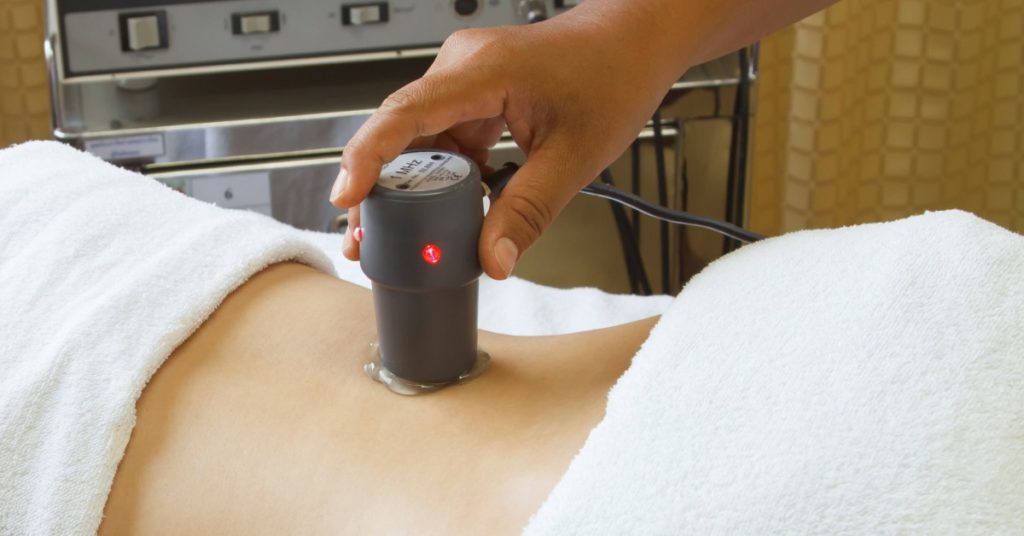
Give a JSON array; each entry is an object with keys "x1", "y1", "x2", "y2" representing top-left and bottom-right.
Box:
[
  {"x1": 149, "y1": 155, "x2": 345, "y2": 232},
  {"x1": 60, "y1": 0, "x2": 567, "y2": 76}
]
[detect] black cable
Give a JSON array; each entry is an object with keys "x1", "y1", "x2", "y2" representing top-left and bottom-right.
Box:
[
  {"x1": 681, "y1": 158, "x2": 689, "y2": 212},
  {"x1": 601, "y1": 170, "x2": 651, "y2": 295},
  {"x1": 483, "y1": 163, "x2": 655, "y2": 294},
  {"x1": 737, "y1": 46, "x2": 753, "y2": 248},
  {"x1": 581, "y1": 182, "x2": 762, "y2": 243},
  {"x1": 670, "y1": 117, "x2": 689, "y2": 282},
  {"x1": 723, "y1": 48, "x2": 753, "y2": 255},
  {"x1": 679, "y1": 157, "x2": 690, "y2": 283},
  {"x1": 723, "y1": 90, "x2": 741, "y2": 251},
  {"x1": 630, "y1": 140, "x2": 642, "y2": 240},
  {"x1": 612, "y1": 208, "x2": 640, "y2": 293},
  {"x1": 483, "y1": 163, "x2": 763, "y2": 256},
  {"x1": 599, "y1": 170, "x2": 637, "y2": 293},
  {"x1": 482, "y1": 162, "x2": 518, "y2": 197},
  {"x1": 629, "y1": 139, "x2": 647, "y2": 293},
  {"x1": 652, "y1": 109, "x2": 671, "y2": 294}
]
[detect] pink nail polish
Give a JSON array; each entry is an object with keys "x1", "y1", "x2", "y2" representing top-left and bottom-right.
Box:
[{"x1": 353, "y1": 227, "x2": 364, "y2": 242}]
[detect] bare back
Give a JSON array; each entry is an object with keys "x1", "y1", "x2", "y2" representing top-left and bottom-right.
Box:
[{"x1": 100, "y1": 263, "x2": 657, "y2": 535}]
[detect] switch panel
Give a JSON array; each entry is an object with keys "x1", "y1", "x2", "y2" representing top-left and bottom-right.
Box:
[
  {"x1": 118, "y1": 11, "x2": 168, "y2": 52},
  {"x1": 232, "y1": 11, "x2": 280, "y2": 35},
  {"x1": 60, "y1": 0, "x2": 574, "y2": 76},
  {"x1": 342, "y1": 3, "x2": 388, "y2": 26}
]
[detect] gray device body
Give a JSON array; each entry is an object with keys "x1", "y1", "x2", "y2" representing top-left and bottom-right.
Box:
[{"x1": 359, "y1": 150, "x2": 484, "y2": 384}]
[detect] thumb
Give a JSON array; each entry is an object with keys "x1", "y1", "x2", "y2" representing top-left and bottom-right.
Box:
[{"x1": 479, "y1": 149, "x2": 587, "y2": 280}]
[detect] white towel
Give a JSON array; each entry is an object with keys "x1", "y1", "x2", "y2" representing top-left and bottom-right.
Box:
[
  {"x1": 0, "y1": 141, "x2": 336, "y2": 534},
  {"x1": 0, "y1": 141, "x2": 671, "y2": 534},
  {"x1": 524, "y1": 210, "x2": 1024, "y2": 534}
]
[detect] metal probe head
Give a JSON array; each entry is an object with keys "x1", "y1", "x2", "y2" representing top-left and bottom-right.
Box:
[{"x1": 358, "y1": 150, "x2": 489, "y2": 395}]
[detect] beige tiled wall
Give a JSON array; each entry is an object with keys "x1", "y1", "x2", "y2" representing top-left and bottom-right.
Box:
[
  {"x1": 0, "y1": 0, "x2": 49, "y2": 147},
  {"x1": 751, "y1": 0, "x2": 1024, "y2": 235}
]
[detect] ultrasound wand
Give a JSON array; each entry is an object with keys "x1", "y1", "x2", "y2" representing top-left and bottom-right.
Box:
[{"x1": 360, "y1": 150, "x2": 490, "y2": 396}]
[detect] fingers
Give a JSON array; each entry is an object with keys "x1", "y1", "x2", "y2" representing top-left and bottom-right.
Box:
[
  {"x1": 331, "y1": 69, "x2": 505, "y2": 210},
  {"x1": 419, "y1": 117, "x2": 506, "y2": 168},
  {"x1": 451, "y1": 117, "x2": 506, "y2": 166},
  {"x1": 341, "y1": 205, "x2": 361, "y2": 261},
  {"x1": 478, "y1": 146, "x2": 587, "y2": 280},
  {"x1": 447, "y1": 117, "x2": 506, "y2": 150},
  {"x1": 337, "y1": 110, "x2": 505, "y2": 264}
]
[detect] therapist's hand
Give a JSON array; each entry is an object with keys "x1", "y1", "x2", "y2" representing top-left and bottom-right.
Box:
[{"x1": 330, "y1": 5, "x2": 693, "y2": 279}]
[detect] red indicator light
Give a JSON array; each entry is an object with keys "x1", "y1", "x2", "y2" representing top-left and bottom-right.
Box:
[{"x1": 421, "y1": 243, "x2": 442, "y2": 265}]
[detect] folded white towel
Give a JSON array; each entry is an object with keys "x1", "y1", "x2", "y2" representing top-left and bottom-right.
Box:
[
  {"x1": 0, "y1": 141, "x2": 336, "y2": 535},
  {"x1": 524, "y1": 210, "x2": 1024, "y2": 534}
]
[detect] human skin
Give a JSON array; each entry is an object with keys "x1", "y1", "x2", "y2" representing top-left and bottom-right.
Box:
[
  {"x1": 99, "y1": 262, "x2": 658, "y2": 535},
  {"x1": 331, "y1": 0, "x2": 838, "y2": 279}
]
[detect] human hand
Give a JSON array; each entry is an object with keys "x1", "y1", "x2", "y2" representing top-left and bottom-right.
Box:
[{"x1": 331, "y1": 6, "x2": 691, "y2": 279}]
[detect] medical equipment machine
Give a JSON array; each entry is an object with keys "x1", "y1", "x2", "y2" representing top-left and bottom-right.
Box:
[
  {"x1": 44, "y1": 0, "x2": 580, "y2": 232},
  {"x1": 44, "y1": 0, "x2": 756, "y2": 294},
  {"x1": 53, "y1": 0, "x2": 574, "y2": 78}
]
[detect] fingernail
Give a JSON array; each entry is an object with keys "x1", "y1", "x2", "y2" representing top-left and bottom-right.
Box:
[
  {"x1": 330, "y1": 168, "x2": 349, "y2": 202},
  {"x1": 494, "y1": 237, "x2": 518, "y2": 277},
  {"x1": 342, "y1": 228, "x2": 352, "y2": 251},
  {"x1": 353, "y1": 226, "x2": 364, "y2": 242}
]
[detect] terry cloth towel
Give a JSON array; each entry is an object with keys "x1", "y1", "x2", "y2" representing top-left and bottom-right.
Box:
[
  {"x1": 0, "y1": 141, "x2": 335, "y2": 535},
  {"x1": 524, "y1": 210, "x2": 1024, "y2": 534}
]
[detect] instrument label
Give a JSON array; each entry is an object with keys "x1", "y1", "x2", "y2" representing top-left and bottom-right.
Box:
[
  {"x1": 188, "y1": 171, "x2": 272, "y2": 213},
  {"x1": 84, "y1": 134, "x2": 165, "y2": 160},
  {"x1": 377, "y1": 151, "x2": 472, "y2": 192}
]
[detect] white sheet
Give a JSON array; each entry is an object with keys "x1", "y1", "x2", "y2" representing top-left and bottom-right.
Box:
[{"x1": 524, "y1": 210, "x2": 1024, "y2": 534}]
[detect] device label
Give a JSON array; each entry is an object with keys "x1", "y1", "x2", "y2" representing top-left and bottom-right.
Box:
[
  {"x1": 377, "y1": 151, "x2": 471, "y2": 192},
  {"x1": 84, "y1": 134, "x2": 165, "y2": 160},
  {"x1": 187, "y1": 171, "x2": 272, "y2": 212}
]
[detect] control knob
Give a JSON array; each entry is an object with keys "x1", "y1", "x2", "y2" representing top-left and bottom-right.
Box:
[
  {"x1": 518, "y1": 0, "x2": 548, "y2": 23},
  {"x1": 453, "y1": 0, "x2": 479, "y2": 16}
]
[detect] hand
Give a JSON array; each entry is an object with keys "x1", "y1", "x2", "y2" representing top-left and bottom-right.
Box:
[{"x1": 331, "y1": 7, "x2": 690, "y2": 279}]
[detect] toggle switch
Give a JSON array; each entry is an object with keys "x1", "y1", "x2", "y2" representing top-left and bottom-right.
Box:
[
  {"x1": 342, "y1": 2, "x2": 389, "y2": 26},
  {"x1": 518, "y1": 0, "x2": 548, "y2": 23},
  {"x1": 231, "y1": 11, "x2": 280, "y2": 35},
  {"x1": 119, "y1": 11, "x2": 168, "y2": 52}
]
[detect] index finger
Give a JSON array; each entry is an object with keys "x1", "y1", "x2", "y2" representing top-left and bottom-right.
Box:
[{"x1": 332, "y1": 70, "x2": 505, "y2": 208}]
